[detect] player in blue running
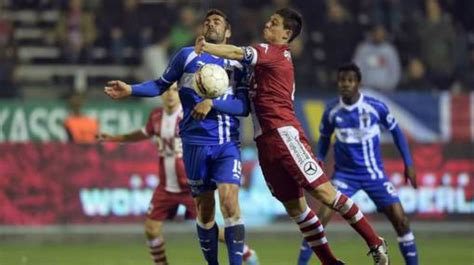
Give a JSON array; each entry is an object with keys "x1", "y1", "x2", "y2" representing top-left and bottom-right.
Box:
[
  {"x1": 104, "y1": 9, "x2": 258, "y2": 265},
  {"x1": 297, "y1": 63, "x2": 419, "y2": 265}
]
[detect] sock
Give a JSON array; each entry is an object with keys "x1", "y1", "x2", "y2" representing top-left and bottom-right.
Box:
[
  {"x1": 242, "y1": 244, "x2": 252, "y2": 262},
  {"x1": 297, "y1": 239, "x2": 313, "y2": 265},
  {"x1": 332, "y1": 191, "x2": 382, "y2": 248},
  {"x1": 224, "y1": 218, "x2": 245, "y2": 265},
  {"x1": 196, "y1": 221, "x2": 219, "y2": 265},
  {"x1": 292, "y1": 207, "x2": 338, "y2": 265},
  {"x1": 147, "y1": 237, "x2": 168, "y2": 265},
  {"x1": 398, "y1": 231, "x2": 418, "y2": 265}
]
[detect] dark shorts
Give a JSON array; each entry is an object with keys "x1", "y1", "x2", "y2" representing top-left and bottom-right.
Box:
[
  {"x1": 332, "y1": 171, "x2": 401, "y2": 211},
  {"x1": 256, "y1": 126, "x2": 329, "y2": 202},
  {"x1": 147, "y1": 189, "x2": 196, "y2": 221},
  {"x1": 182, "y1": 142, "x2": 242, "y2": 197}
]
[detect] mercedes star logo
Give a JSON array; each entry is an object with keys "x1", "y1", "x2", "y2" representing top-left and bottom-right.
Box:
[{"x1": 304, "y1": 161, "x2": 318, "y2": 175}]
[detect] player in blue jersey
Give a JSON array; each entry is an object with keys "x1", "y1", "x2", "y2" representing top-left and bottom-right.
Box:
[
  {"x1": 104, "y1": 9, "x2": 259, "y2": 265},
  {"x1": 297, "y1": 63, "x2": 419, "y2": 265}
]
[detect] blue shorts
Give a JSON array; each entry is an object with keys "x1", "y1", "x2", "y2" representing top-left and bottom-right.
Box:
[
  {"x1": 331, "y1": 171, "x2": 400, "y2": 211},
  {"x1": 182, "y1": 142, "x2": 242, "y2": 197}
]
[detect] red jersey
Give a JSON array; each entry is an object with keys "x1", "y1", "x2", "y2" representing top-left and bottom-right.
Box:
[
  {"x1": 242, "y1": 43, "x2": 301, "y2": 138},
  {"x1": 143, "y1": 107, "x2": 189, "y2": 194}
]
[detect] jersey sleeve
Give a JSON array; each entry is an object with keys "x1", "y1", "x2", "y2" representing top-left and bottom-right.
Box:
[
  {"x1": 131, "y1": 48, "x2": 188, "y2": 97},
  {"x1": 377, "y1": 102, "x2": 398, "y2": 130},
  {"x1": 142, "y1": 111, "x2": 155, "y2": 136},
  {"x1": 319, "y1": 107, "x2": 335, "y2": 137},
  {"x1": 241, "y1": 43, "x2": 274, "y2": 67}
]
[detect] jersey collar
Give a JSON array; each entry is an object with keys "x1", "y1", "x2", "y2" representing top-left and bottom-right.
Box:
[{"x1": 339, "y1": 93, "x2": 364, "y2": 111}]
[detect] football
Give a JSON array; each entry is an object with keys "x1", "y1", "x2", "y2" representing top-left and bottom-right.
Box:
[{"x1": 193, "y1": 64, "x2": 229, "y2": 98}]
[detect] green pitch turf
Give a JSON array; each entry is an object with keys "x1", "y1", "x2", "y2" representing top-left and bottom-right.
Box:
[{"x1": 1, "y1": 233, "x2": 473, "y2": 265}]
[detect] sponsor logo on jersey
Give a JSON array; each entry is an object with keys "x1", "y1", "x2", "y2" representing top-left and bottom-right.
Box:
[
  {"x1": 243, "y1": 47, "x2": 254, "y2": 61},
  {"x1": 303, "y1": 161, "x2": 318, "y2": 175}
]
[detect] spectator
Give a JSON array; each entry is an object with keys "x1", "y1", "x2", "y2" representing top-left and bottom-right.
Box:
[
  {"x1": 322, "y1": 1, "x2": 362, "y2": 83},
  {"x1": 415, "y1": 0, "x2": 457, "y2": 90},
  {"x1": 0, "y1": 42, "x2": 20, "y2": 98},
  {"x1": 399, "y1": 58, "x2": 436, "y2": 91},
  {"x1": 457, "y1": 50, "x2": 474, "y2": 91},
  {"x1": 140, "y1": 37, "x2": 170, "y2": 81},
  {"x1": 55, "y1": 0, "x2": 97, "y2": 63},
  {"x1": 64, "y1": 93, "x2": 99, "y2": 143},
  {"x1": 168, "y1": 6, "x2": 198, "y2": 53},
  {"x1": 353, "y1": 24, "x2": 401, "y2": 91}
]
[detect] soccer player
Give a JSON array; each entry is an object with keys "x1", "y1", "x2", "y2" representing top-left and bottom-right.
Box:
[
  {"x1": 104, "y1": 9, "x2": 254, "y2": 265},
  {"x1": 195, "y1": 7, "x2": 390, "y2": 265},
  {"x1": 98, "y1": 84, "x2": 259, "y2": 265},
  {"x1": 297, "y1": 63, "x2": 418, "y2": 265}
]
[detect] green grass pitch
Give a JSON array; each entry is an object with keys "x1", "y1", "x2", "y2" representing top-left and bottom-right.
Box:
[{"x1": 1, "y1": 233, "x2": 473, "y2": 265}]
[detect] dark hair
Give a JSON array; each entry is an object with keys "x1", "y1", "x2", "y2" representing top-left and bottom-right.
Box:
[
  {"x1": 275, "y1": 8, "x2": 303, "y2": 43},
  {"x1": 337, "y1": 63, "x2": 362, "y2": 82},
  {"x1": 205, "y1": 9, "x2": 231, "y2": 30}
]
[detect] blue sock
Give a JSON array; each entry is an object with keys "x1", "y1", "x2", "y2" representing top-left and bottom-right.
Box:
[
  {"x1": 398, "y1": 231, "x2": 418, "y2": 265},
  {"x1": 196, "y1": 222, "x2": 219, "y2": 265},
  {"x1": 224, "y1": 219, "x2": 245, "y2": 265},
  {"x1": 298, "y1": 239, "x2": 313, "y2": 265}
]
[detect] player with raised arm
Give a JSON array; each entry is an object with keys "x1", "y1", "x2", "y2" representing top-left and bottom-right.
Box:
[
  {"x1": 298, "y1": 63, "x2": 418, "y2": 265},
  {"x1": 104, "y1": 9, "x2": 255, "y2": 265},
  {"x1": 99, "y1": 84, "x2": 259, "y2": 265},
  {"x1": 195, "y1": 7, "x2": 389, "y2": 265}
]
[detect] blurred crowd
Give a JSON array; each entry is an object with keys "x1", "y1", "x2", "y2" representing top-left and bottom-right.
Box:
[{"x1": 0, "y1": 0, "x2": 473, "y2": 98}]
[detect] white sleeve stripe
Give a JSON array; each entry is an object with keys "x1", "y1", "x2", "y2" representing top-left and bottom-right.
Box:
[
  {"x1": 161, "y1": 76, "x2": 172, "y2": 84},
  {"x1": 141, "y1": 127, "x2": 149, "y2": 136},
  {"x1": 389, "y1": 122, "x2": 398, "y2": 131},
  {"x1": 184, "y1": 51, "x2": 198, "y2": 69}
]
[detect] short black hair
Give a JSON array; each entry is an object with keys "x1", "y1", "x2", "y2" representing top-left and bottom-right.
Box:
[
  {"x1": 337, "y1": 63, "x2": 362, "y2": 82},
  {"x1": 205, "y1": 9, "x2": 231, "y2": 30},
  {"x1": 275, "y1": 8, "x2": 302, "y2": 43}
]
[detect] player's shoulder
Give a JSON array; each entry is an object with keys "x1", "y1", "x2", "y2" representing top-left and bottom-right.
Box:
[
  {"x1": 362, "y1": 94, "x2": 388, "y2": 111},
  {"x1": 150, "y1": 107, "x2": 164, "y2": 117},
  {"x1": 179, "y1": 46, "x2": 195, "y2": 54},
  {"x1": 174, "y1": 46, "x2": 196, "y2": 60},
  {"x1": 325, "y1": 97, "x2": 340, "y2": 112},
  {"x1": 252, "y1": 43, "x2": 279, "y2": 53}
]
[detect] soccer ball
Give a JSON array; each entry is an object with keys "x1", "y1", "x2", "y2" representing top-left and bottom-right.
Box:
[{"x1": 193, "y1": 64, "x2": 229, "y2": 98}]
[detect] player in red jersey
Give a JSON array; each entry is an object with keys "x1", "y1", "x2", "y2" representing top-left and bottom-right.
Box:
[
  {"x1": 98, "y1": 83, "x2": 259, "y2": 265},
  {"x1": 195, "y1": 8, "x2": 389, "y2": 265}
]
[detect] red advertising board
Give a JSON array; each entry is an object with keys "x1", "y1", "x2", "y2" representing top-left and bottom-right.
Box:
[{"x1": 0, "y1": 143, "x2": 473, "y2": 225}]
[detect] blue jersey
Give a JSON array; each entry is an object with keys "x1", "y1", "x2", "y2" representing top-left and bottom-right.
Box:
[
  {"x1": 319, "y1": 94, "x2": 398, "y2": 178},
  {"x1": 132, "y1": 47, "x2": 249, "y2": 145}
]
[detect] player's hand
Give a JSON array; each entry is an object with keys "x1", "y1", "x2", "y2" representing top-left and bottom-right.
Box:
[
  {"x1": 104, "y1": 80, "x2": 132, "y2": 99},
  {"x1": 96, "y1": 133, "x2": 114, "y2": 142},
  {"x1": 404, "y1": 165, "x2": 417, "y2": 189},
  {"x1": 191, "y1": 99, "x2": 213, "y2": 120},
  {"x1": 195, "y1": 35, "x2": 206, "y2": 55}
]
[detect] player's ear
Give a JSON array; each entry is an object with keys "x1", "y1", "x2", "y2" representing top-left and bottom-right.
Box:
[
  {"x1": 283, "y1": 29, "x2": 292, "y2": 42},
  {"x1": 225, "y1": 28, "x2": 231, "y2": 39}
]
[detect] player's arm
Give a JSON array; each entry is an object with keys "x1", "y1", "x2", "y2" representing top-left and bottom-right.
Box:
[
  {"x1": 317, "y1": 107, "x2": 335, "y2": 161},
  {"x1": 104, "y1": 50, "x2": 186, "y2": 99},
  {"x1": 212, "y1": 88, "x2": 250, "y2": 116},
  {"x1": 390, "y1": 125, "x2": 417, "y2": 188},
  {"x1": 195, "y1": 36, "x2": 244, "y2": 60},
  {"x1": 191, "y1": 89, "x2": 249, "y2": 120},
  {"x1": 97, "y1": 130, "x2": 150, "y2": 142},
  {"x1": 379, "y1": 103, "x2": 417, "y2": 188}
]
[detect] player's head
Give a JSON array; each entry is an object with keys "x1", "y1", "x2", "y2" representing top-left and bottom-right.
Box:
[
  {"x1": 337, "y1": 63, "x2": 362, "y2": 99},
  {"x1": 202, "y1": 9, "x2": 231, "y2": 44},
  {"x1": 263, "y1": 8, "x2": 302, "y2": 44},
  {"x1": 68, "y1": 93, "x2": 85, "y2": 115},
  {"x1": 162, "y1": 83, "x2": 180, "y2": 110}
]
